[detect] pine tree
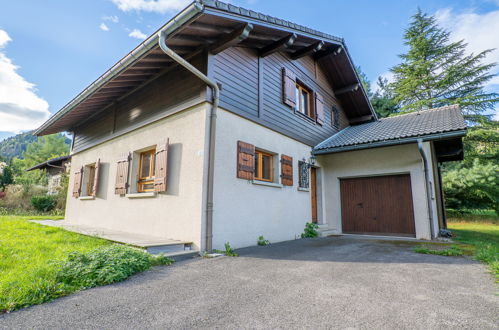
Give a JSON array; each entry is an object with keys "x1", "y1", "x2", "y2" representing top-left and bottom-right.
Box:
[
  {"x1": 391, "y1": 9, "x2": 498, "y2": 123},
  {"x1": 371, "y1": 77, "x2": 400, "y2": 118}
]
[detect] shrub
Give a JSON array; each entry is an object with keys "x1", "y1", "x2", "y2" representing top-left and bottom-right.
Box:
[
  {"x1": 443, "y1": 159, "x2": 499, "y2": 215},
  {"x1": 301, "y1": 222, "x2": 319, "y2": 238},
  {"x1": 0, "y1": 184, "x2": 46, "y2": 210},
  {"x1": 31, "y1": 195, "x2": 56, "y2": 212},
  {"x1": 214, "y1": 242, "x2": 238, "y2": 256},
  {"x1": 56, "y1": 245, "x2": 173, "y2": 290},
  {"x1": 257, "y1": 235, "x2": 270, "y2": 246}
]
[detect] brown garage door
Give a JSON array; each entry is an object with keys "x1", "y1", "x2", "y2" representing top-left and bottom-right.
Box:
[{"x1": 340, "y1": 174, "x2": 416, "y2": 237}]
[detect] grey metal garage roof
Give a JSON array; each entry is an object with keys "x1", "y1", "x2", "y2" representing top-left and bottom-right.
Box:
[{"x1": 314, "y1": 105, "x2": 467, "y2": 154}]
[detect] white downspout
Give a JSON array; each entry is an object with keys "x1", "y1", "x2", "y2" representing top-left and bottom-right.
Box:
[
  {"x1": 417, "y1": 139, "x2": 436, "y2": 239},
  {"x1": 158, "y1": 30, "x2": 220, "y2": 252}
]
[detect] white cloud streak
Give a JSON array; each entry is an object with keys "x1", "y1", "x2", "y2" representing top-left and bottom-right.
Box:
[
  {"x1": 103, "y1": 15, "x2": 119, "y2": 23},
  {"x1": 0, "y1": 30, "x2": 50, "y2": 133},
  {"x1": 435, "y1": 8, "x2": 499, "y2": 86},
  {"x1": 110, "y1": 0, "x2": 190, "y2": 13},
  {"x1": 128, "y1": 29, "x2": 147, "y2": 39},
  {"x1": 99, "y1": 23, "x2": 110, "y2": 31}
]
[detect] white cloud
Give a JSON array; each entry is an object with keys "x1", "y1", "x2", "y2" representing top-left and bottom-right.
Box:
[
  {"x1": 128, "y1": 29, "x2": 147, "y2": 39},
  {"x1": 99, "y1": 23, "x2": 110, "y2": 31},
  {"x1": 103, "y1": 15, "x2": 119, "y2": 23},
  {"x1": 110, "y1": 0, "x2": 190, "y2": 13},
  {"x1": 435, "y1": 8, "x2": 499, "y2": 86},
  {"x1": 372, "y1": 71, "x2": 394, "y2": 94},
  {"x1": 0, "y1": 29, "x2": 50, "y2": 133}
]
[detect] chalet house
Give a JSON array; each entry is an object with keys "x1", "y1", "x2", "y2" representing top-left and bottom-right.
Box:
[
  {"x1": 26, "y1": 155, "x2": 71, "y2": 195},
  {"x1": 35, "y1": 0, "x2": 466, "y2": 252}
]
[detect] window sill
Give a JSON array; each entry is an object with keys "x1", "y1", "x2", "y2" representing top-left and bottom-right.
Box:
[
  {"x1": 252, "y1": 180, "x2": 283, "y2": 188},
  {"x1": 294, "y1": 110, "x2": 316, "y2": 124},
  {"x1": 79, "y1": 196, "x2": 95, "y2": 200},
  {"x1": 126, "y1": 192, "x2": 157, "y2": 199},
  {"x1": 297, "y1": 187, "x2": 310, "y2": 192}
]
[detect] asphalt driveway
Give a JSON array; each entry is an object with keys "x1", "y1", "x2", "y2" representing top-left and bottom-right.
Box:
[{"x1": 1, "y1": 237, "x2": 497, "y2": 329}]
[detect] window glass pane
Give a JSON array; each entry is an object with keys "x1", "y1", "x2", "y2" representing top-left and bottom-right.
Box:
[
  {"x1": 302, "y1": 90, "x2": 309, "y2": 116},
  {"x1": 140, "y1": 152, "x2": 151, "y2": 178},
  {"x1": 262, "y1": 154, "x2": 272, "y2": 180},
  {"x1": 254, "y1": 152, "x2": 260, "y2": 178},
  {"x1": 87, "y1": 165, "x2": 95, "y2": 195},
  {"x1": 295, "y1": 87, "x2": 300, "y2": 112}
]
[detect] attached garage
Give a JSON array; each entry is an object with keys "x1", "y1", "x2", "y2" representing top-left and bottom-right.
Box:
[{"x1": 340, "y1": 174, "x2": 416, "y2": 237}]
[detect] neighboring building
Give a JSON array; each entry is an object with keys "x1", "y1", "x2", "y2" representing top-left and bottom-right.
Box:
[
  {"x1": 27, "y1": 156, "x2": 71, "y2": 194},
  {"x1": 0, "y1": 162, "x2": 6, "y2": 175},
  {"x1": 34, "y1": 1, "x2": 466, "y2": 251}
]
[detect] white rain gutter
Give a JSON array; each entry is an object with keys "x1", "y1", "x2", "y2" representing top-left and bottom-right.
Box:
[
  {"x1": 158, "y1": 10, "x2": 219, "y2": 252},
  {"x1": 417, "y1": 139, "x2": 435, "y2": 239}
]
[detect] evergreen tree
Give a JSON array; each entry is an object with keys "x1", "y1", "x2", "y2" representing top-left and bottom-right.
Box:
[
  {"x1": 391, "y1": 9, "x2": 498, "y2": 123},
  {"x1": 371, "y1": 77, "x2": 400, "y2": 118}
]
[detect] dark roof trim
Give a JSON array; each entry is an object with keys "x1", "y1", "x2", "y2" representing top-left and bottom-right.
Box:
[
  {"x1": 313, "y1": 130, "x2": 467, "y2": 155},
  {"x1": 26, "y1": 155, "x2": 71, "y2": 172},
  {"x1": 202, "y1": 0, "x2": 343, "y2": 44}
]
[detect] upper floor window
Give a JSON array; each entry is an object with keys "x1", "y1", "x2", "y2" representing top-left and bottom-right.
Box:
[
  {"x1": 138, "y1": 149, "x2": 156, "y2": 192},
  {"x1": 254, "y1": 149, "x2": 273, "y2": 182},
  {"x1": 295, "y1": 82, "x2": 313, "y2": 119}
]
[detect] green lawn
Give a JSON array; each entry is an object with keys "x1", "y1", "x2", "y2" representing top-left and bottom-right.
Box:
[
  {"x1": 0, "y1": 216, "x2": 172, "y2": 313},
  {"x1": 447, "y1": 220, "x2": 499, "y2": 282}
]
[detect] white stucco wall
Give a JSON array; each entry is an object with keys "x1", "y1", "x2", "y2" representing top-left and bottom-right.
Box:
[
  {"x1": 65, "y1": 103, "x2": 209, "y2": 249},
  {"x1": 212, "y1": 108, "x2": 314, "y2": 249},
  {"x1": 318, "y1": 142, "x2": 439, "y2": 240}
]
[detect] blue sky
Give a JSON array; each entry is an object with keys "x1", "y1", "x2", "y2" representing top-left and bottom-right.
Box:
[{"x1": 0, "y1": 0, "x2": 498, "y2": 141}]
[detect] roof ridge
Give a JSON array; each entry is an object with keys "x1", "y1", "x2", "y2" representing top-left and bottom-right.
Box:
[
  {"x1": 379, "y1": 104, "x2": 460, "y2": 121},
  {"x1": 201, "y1": 0, "x2": 344, "y2": 43}
]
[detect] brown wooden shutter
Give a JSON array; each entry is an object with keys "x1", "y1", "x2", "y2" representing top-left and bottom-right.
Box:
[
  {"x1": 154, "y1": 139, "x2": 169, "y2": 192},
  {"x1": 72, "y1": 167, "x2": 83, "y2": 198},
  {"x1": 115, "y1": 153, "x2": 130, "y2": 195},
  {"x1": 237, "y1": 141, "x2": 255, "y2": 180},
  {"x1": 315, "y1": 92, "x2": 325, "y2": 125},
  {"x1": 282, "y1": 67, "x2": 296, "y2": 108},
  {"x1": 281, "y1": 155, "x2": 293, "y2": 186},
  {"x1": 91, "y1": 158, "x2": 100, "y2": 197}
]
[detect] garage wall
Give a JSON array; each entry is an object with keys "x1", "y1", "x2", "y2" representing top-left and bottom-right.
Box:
[
  {"x1": 212, "y1": 108, "x2": 314, "y2": 249},
  {"x1": 317, "y1": 143, "x2": 439, "y2": 240}
]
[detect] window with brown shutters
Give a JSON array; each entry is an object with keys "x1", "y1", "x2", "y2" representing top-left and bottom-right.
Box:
[
  {"x1": 282, "y1": 67, "x2": 296, "y2": 108},
  {"x1": 115, "y1": 153, "x2": 130, "y2": 195},
  {"x1": 72, "y1": 167, "x2": 83, "y2": 198},
  {"x1": 315, "y1": 92, "x2": 325, "y2": 125},
  {"x1": 281, "y1": 155, "x2": 293, "y2": 186},
  {"x1": 154, "y1": 139, "x2": 169, "y2": 193},
  {"x1": 237, "y1": 141, "x2": 255, "y2": 180}
]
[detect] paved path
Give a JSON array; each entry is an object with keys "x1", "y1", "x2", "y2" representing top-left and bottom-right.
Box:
[{"x1": 1, "y1": 237, "x2": 497, "y2": 329}]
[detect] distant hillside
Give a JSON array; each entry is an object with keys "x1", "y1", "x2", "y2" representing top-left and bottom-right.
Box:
[{"x1": 0, "y1": 132, "x2": 70, "y2": 162}]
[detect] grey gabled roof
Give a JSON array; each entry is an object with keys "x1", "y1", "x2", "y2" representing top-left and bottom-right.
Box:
[{"x1": 314, "y1": 105, "x2": 467, "y2": 154}]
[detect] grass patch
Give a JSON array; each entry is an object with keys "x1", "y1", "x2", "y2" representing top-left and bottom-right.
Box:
[
  {"x1": 447, "y1": 221, "x2": 499, "y2": 282},
  {"x1": 0, "y1": 216, "x2": 172, "y2": 313},
  {"x1": 414, "y1": 245, "x2": 464, "y2": 256}
]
